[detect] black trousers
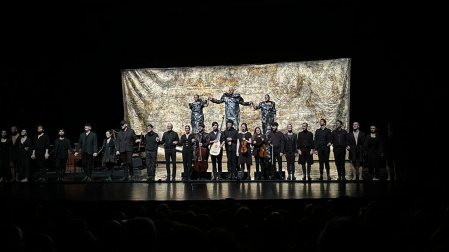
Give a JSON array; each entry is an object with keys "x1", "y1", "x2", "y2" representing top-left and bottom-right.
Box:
[
  {"x1": 54, "y1": 157, "x2": 68, "y2": 178},
  {"x1": 210, "y1": 151, "x2": 223, "y2": 176},
  {"x1": 145, "y1": 150, "x2": 157, "y2": 178},
  {"x1": 164, "y1": 149, "x2": 177, "y2": 179},
  {"x1": 82, "y1": 153, "x2": 94, "y2": 177},
  {"x1": 119, "y1": 151, "x2": 134, "y2": 177}
]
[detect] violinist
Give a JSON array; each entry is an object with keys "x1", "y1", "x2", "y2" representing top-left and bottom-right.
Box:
[
  {"x1": 192, "y1": 123, "x2": 210, "y2": 180},
  {"x1": 236, "y1": 123, "x2": 252, "y2": 180},
  {"x1": 251, "y1": 126, "x2": 267, "y2": 180}
]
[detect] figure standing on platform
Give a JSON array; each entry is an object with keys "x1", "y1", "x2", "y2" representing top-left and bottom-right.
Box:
[
  {"x1": 314, "y1": 119, "x2": 332, "y2": 181},
  {"x1": 209, "y1": 87, "x2": 251, "y2": 132},
  {"x1": 346, "y1": 121, "x2": 365, "y2": 181},
  {"x1": 115, "y1": 120, "x2": 139, "y2": 181},
  {"x1": 31, "y1": 125, "x2": 50, "y2": 182},
  {"x1": 297, "y1": 122, "x2": 314, "y2": 181},
  {"x1": 161, "y1": 123, "x2": 179, "y2": 181},
  {"x1": 17, "y1": 129, "x2": 31, "y2": 182},
  {"x1": 0, "y1": 130, "x2": 11, "y2": 183},
  {"x1": 364, "y1": 125, "x2": 384, "y2": 181},
  {"x1": 192, "y1": 123, "x2": 210, "y2": 180},
  {"x1": 222, "y1": 119, "x2": 238, "y2": 180},
  {"x1": 142, "y1": 124, "x2": 160, "y2": 182},
  {"x1": 268, "y1": 121, "x2": 284, "y2": 180},
  {"x1": 97, "y1": 129, "x2": 116, "y2": 182},
  {"x1": 179, "y1": 125, "x2": 195, "y2": 181},
  {"x1": 284, "y1": 123, "x2": 298, "y2": 180},
  {"x1": 75, "y1": 123, "x2": 98, "y2": 182},
  {"x1": 208, "y1": 121, "x2": 224, "y2": 180},
  {"x1": 50, "y1": 128, "x2": 75, "y2": 182},
  {"x1": 236, "y1": 123, "x2": 252, "y2": 180},
  {"x1": 252, "y1": 94, "x2": 276, "y2": 136},
  {"x1": 251, "y1": 126, "x2": 267, "y2": 180},
  {"x1": 9, "y1": 126, "x2": 20, "y2": 182},
  {"x1": 189, "y1": 94, "x2": 209, "y2": 134},
  {"x1": 331, "y1": 120, "x2": 349, "y2": 181}
]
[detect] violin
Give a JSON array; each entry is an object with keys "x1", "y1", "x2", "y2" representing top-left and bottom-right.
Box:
[
  {"x1": 259, "y1": 143, "x2": 267, "y2": 158},
  {"x1": 240, "y1": 139, "x2": 248, "y2": 153}
]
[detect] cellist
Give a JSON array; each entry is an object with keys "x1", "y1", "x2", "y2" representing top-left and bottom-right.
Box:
[{"x1": 192, "y1": 123, "x2": 210, "y2": 180}]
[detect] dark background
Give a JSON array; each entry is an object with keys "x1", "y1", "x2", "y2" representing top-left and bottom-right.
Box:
[{"x1": 1, "y1": 1, "x2": 445, "y2": 182}]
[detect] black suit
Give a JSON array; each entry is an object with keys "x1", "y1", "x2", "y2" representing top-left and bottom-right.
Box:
[
  {"x1": 76, "y1": 131, "x2": 98, "y2": 178},
  {"x1": 115, "y1": 128, "x2": 138, "y2": 179}
]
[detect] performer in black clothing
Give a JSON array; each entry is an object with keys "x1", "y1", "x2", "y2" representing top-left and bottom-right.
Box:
[
  {"x1": 97, "y1": 129, "x2": 116, "y2": 181},
  {"x1": 209, "y1": 87, "x2": 251, "y2": 132},
  {"x1": 75, "y1": 123, "x2": 98, "y2": 182},
  {"x1": 17, "y1": 129, "x2": 31, "y2": 182},
  {"x1": 115, "y1": 120, "x2": 139, "y2": 181},
  {"x1": 179, "y1": 125, "x2": 195, "y2": 181},
  {"x1": 9, "y1": 126, "x2": 20, "y2": 182},
  {"x1": 222, "y1": 119, "x2": 238, "y2": 180},
  {"x1": 364, "y1": 125, "x2": 384, "y2": 180},
  {"x1": 314, "y1": 119, "x2": 332, "y2": 181},
  {"x1": 192, "y1": 123, "x2": 210, "y2": 180},
  {"x1": 268, "y1": 121, "x2": 284, "y2": 180},
  {"x1": 297, "y1": 122, "x2": 314, "y2": 181},
  {"x1": 346, "y1": 121, "x2": 365, "y2": 181},
  {"x1": 50, "y1": 128, "x2": 75, "y2": 182},
  {"x1": 142, "y1": 124, "x2": 160, "y2": 182},
  {"x1": 251, "y1": 127, "x2": 267, "y2": 180},
  {"x1": 284, "y1": 123, "x2": 298, "y2": 180},
  {"x1": 208, "y1": 121, "x2": 224, "y2": 180},
  {"x1": 236, "y1": 123, "x2": 252, "y2": 180},
  {"x1": 330, "y1": 120, "x2": 349, "y2": 181},
  {"x1": 160, "y1": 123, "x2": 179, "y2": 181},
  {"x1": 0, "y1": 130, "x2": 11, "y2": 182},
  {"x1": 31, "y1": 125, "x2": 50, "y2": 182}
]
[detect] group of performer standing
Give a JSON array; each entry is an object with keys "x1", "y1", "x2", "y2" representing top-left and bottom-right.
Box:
[{"x1": 0, "y1": 87, "x2": 396, "y2": 182}]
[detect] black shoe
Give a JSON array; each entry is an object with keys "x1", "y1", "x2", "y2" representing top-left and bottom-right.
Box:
[
  {"x1": 292, "y1": 175, "x2": 296, "y2": 180},
  {"x1": 308, "y1": 176, "x2": 312, "y2": 181},
  {"x1": 318, "y1": 176, "x2": 323, "y2": 181},
  {"x1": 327, "y1": 176, "x2": 332, "y2": 181}
]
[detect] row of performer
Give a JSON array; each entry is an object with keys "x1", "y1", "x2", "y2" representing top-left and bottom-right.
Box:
[{"x1": 0, "y1": 117, "x2": 396, "y2": 182}]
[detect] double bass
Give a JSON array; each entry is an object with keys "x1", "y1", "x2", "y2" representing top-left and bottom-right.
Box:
[{"x1": 194, "y1": 134, "x2": 208, "y2": 172}]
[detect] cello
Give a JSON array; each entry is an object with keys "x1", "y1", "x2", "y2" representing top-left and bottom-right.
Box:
[{"x1": 194, "y1": 134, "x2": 208, "y2": 172}]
